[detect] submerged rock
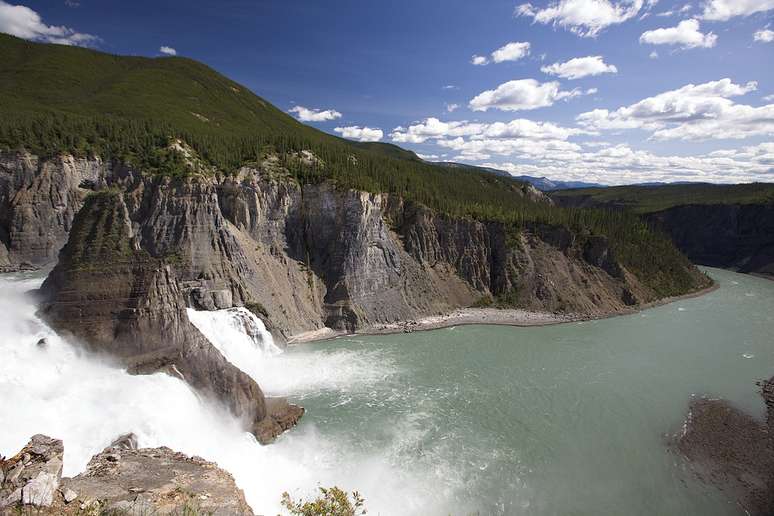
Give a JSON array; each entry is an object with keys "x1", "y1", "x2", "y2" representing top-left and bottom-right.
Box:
[{"x1": 676, "y1": 376, "x2": 774, "y2": 515}]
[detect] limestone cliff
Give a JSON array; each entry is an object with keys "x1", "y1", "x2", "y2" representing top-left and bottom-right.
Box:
[
  {"x1": 38, "y1": 187, "x2": 302, "y2": 443},
  {"x1": 552, "y1": 188, "x2": 774, "y2": 280},
  {"x1": 0, "y1": 151, "x2": 107, "y2": 271},
  {"x1": 37, "y1": 153, "x2": 704, "y2": 340}
]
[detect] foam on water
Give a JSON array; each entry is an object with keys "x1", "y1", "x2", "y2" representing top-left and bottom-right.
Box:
[
  {"x1": 9, "y1": 266, "x2": 766, "y2": 515},
  {"x1": 0, "y1": 274, "x2": 455, "y2": 515},
  {"x1": 187, "y1": 307, "x2": 399, "y2": 397}
]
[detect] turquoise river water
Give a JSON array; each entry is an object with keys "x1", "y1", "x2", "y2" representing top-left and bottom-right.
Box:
[{"x1": 1, "y1": 267, "x2": 772, "y2": 515}]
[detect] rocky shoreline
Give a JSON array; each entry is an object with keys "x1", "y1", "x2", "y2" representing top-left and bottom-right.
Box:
[{"x1": 287, "y1": 280, "x2": 719, "y2": 344}]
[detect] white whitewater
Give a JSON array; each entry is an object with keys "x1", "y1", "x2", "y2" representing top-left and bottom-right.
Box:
[
  {"x1": 186, "y1": 307, "x2": 398, "y2": 397},
  {"x1": 186, "y1": 306, "x2": 283, "y2": 376},
  {"x1": 0, "y1": 274, "x2": 442, "y2": 515}
]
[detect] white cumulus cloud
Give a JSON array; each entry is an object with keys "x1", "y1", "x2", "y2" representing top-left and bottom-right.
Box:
[
  {"x1": 0, "y1": 0, "x2": 99, "y2": 46},
  {"x1": 390, "y1": 117, "x2": 593, "y2": 163},
  {"x1": 640, "y1": 19, "x2": 717, "y2": 48},
  {"x1": 469, "y1": 79, "x2": 591, "y2": 112},
  {"x1": 160, "y1": 46, "x2": 177, "y2": 56},
  {"x1": 391, "y1": 118, "x2": 487, "y2": 144},
  {"x1": 516, "y1": 0, "x2": 645, "y2": 37},
  {"x1": 700, "y1": 0, "x2": 774, "y2": 21},
  {"x1": 754, "y1": 29, "x2": 774, "y2": 42},
  {"x1": 541, "y1": 55, "x2": 618, "y2": 80},
  {"x1": 491, "y1": 41, "x2": 531, "y2": 63},
  {"x1": 479, "y1": 141, "x2": 774, "y2": 185},
  {"x1": 289, "y1": 106, "x2": 343, "y2": 123},
  {"x1": 472, "y1": 42, "x2": 531, "y2": 66},
  {"x1": 389, "y1": 114, "x2": 773, "y2": 184},
  {"x1": 576, "y1": 78, "x2": 772, "y2": 140},
  {"x1": 334, "y1": 126, "x2": 384, "y2": 142}
]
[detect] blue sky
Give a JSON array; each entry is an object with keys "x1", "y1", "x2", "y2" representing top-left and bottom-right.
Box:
[{"x1": 1, "y1": 0, "x2": 773, "y2": 184}]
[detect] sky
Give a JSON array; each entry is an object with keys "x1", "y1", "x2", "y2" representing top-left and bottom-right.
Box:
[{"x1": 0, "y1": 0, "x2": 772, "y2": 185}]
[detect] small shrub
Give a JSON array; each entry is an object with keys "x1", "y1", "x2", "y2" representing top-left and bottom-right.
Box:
[
  {"x1": 471, "y1": 295, "x2": 493, "y2": 308},
  {"x1": 245, "y1": 301, "x2": 269, "y2": 318},
  {"x1": 281, "y1": 486, "x2": 366, "y2": 516}
]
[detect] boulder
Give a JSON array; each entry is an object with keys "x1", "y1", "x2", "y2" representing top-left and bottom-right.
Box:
[
  {"x1": 254, "y1": 399, "x2": 305, "y2": 444},
  {"x1": 0, "y1": 435, "x2": 63, "y2": 509}
]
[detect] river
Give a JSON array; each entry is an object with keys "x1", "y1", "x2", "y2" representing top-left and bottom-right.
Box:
[{"x1": 1, "y1": 268, "x2": 772, "y2": 515}]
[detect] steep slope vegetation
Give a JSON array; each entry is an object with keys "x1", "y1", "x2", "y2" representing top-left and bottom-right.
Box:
[
  {"x1": 552, "y1": 184, "x2": 774, "y2": 278},
  {"x1": 0, "y1": 33, "x2": 705, "y2": 297},
  {"x1": 551, "y1": 183, "x2": 774, "y2": 213}
]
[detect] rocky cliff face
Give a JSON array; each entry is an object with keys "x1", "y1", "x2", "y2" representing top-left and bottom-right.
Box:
[
  {"x1": 18, "y1": 150, "x2": 702, "y2": 443},
  {"x1": 552, "y1": 191, "x2": 774, "y2": 280},
  {"x1": 645, "y1": 204, "x2": 774, "y2": 279},
  {"x1": 33, "y1": 152, "x2": 702, "y2": 341},
  {"x1": 38, "y1": 186, "x2": 302, "y2": 443},
  {"x1": 0, "y1": 151, "x2": 107, "y2": 272}
]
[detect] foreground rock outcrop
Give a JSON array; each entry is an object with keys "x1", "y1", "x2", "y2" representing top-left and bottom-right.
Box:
[
  {"x1": 0, "y1": 435, "x2": 63, "y2": 509},
  {"x1": 1, "y1": 434, "x2": 254, "y2": 515},
  {"x1": 676, "y1": 377, "x2": 774, "y2": 515}
]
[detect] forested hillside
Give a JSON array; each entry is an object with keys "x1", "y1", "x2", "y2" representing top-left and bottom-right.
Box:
[
  {"x1": 552, "y1": 184, "x2": 774, "y2": 279},
  {"x1": 0, "y1": 33, "x2": 705, "y2": 297},
  {"x1": 551, "y1": 183, "x2": 774, "y2": 214}
]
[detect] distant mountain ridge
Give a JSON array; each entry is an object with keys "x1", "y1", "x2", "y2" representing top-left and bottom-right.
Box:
[{"x1": 431, "y1": 162, "x2": 604, "y2": 191}]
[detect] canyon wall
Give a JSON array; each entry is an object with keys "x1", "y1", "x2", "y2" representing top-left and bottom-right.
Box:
[
  {"x1": 645, "y1": 204, "x2": 774, "y2": 279},
  {"x1": 0, "y1": 151, "x2": 707, "y2": 440}
]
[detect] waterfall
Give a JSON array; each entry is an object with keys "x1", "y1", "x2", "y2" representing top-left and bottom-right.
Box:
[
  {"x1": 186, "y1": 307, "x2": 283, "y2": 381},
  {"x1": 0, "y1": 274, "x2": 439, "y2": 515}
]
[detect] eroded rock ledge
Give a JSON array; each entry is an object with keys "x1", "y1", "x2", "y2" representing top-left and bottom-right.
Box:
[
  {"x1": 0, "y1": 434, "x2": 254, "y2": 515},
  {"x1": 676, "y1": 377, "x2": 774, "y2": 515}
]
